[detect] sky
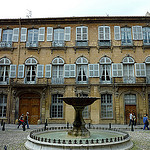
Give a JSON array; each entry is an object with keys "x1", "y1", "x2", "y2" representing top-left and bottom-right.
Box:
[{"x1": 0, "y1": 0, "x2": 150, "y2": 19}]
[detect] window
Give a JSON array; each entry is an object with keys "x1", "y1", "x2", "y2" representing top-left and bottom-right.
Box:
[
  {"x1": 143, "y1": 27, "x2": 150, "y2": 45},
  {"x1": 47, "y1": 27, "x2": 71, "y2": 47},
  {"x1": 0, "y1": 94, "x2": 7, "y2": 117},
  {"x1": 76, "y1": 26, "x2": 88, "y2": 46},
  {"x1": 123, "y1": 56, "x2": 135, "y2": 83},
  {"x1": 145, "y1": 56, "x2": 150, "y2": 83},
  {"x1": 0, "y1": 58, "x2": 11, "y2": 84},
  {"x1": 100, "y1": 57, "x2": 111, "y2": 83},
  {"x1": 112, "y1": 63, "x2": 123, "y2": 77},
  {"x1": 76, "y1": 57, "x2": 88, "y2": 84},
  {"x1": 124, "y1": 94, "x2": 136, "y2": 105},
  {"x1": 148, "y1": 94, "x2": 150, "y2": 118},
  {"x1": 52, "y1": 57, "x2": 64, "y2": 84},
  {"x1": 132, "y1": 26, "x2": 142, "y2": 40},
  {"x1": 135, "y1": 63, "x2": 146, "y2": 77},
  {"x1": 51, "y1": 94, "x2": 63, "y2": 118},
  {"x1": 101, "y1": 94, "x2": 113, "y2": 118},
  {"x1": 121, "y1": 27, "x2": 132, "y2": 45},
  {"x1": 25, "y1": 58, "x2": 37, "y2": 84},
  {"x1": 98, "y1": 26, "x2": 111, "y2": 47}
]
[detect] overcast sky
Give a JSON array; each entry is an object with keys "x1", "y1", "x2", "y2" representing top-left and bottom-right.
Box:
[{"x1": 0, "y1": 0, "x2": 150, "y2": 19}]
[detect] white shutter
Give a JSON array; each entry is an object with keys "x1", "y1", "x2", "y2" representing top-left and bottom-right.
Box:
[
  {"x1": 135, "y1": 63, "x2": 146, "y2": 77},
  {"x1": 38, "y1": 27, "x2": 45, "y2": 41},
  {"x1": 37, "y1": 64, "x2": 44, "y2": 78},
  {"x1": 64, "y1": 27, "x2": 71, "y2": 41},
  {"x1": 89, "y1": 64, "x2": 99, "y2": 77},
  {"x1": 10, "y1": 65, "x2": 17, "y2": 78},
  {"x1": 114, "y1": 26, "x2": 121, "y2": 40},
  {"x1": 47, "y1": 27, "x2": 53, "y2": 41},
  {"x1": 132, "y1": 26, "x2": 142, "y2": 40},
  {"x1": 105, "y1": 26, "x2": 110, "y2": 40},
  {"x1": 64, "y1": 64, "x2": 76, "y2": 78},
  {"x1": 18, "y1": 64, "x2": 25, "y2": 78},
  {"x1": 0, "y1": 28, "x2": 2, "y2": 41},
  {"x1": 76, "y1": 27, "x2": 82, "y2": 40},
  {"x1": 82, "y1": 26, "x2": 88, "y2": 40},
  {"x1": 20, "y1": 28, "x2": 27, "y2": 42},
  {"x1": 45, "y1": 64, "x2": 51, "y2": 78},
  {"x1": 112, "y1": 63, "x2": 123, "y2": 77},
  {"x1": 98, "y1": 26, "x2": 104, "y2": 40},
  {"x1": 12, "y1": 28, "x2": 19, "y2": 42}
]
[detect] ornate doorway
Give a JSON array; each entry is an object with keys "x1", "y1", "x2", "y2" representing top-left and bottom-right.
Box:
[{"x1": 19, "y1": 93, "x2": 40, "y2": 124}]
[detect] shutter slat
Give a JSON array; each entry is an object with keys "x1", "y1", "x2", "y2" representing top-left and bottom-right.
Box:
[
  {"x1": 21, "y1": 28, "x2": 27, "y2": 42},
  {"x1": 12, "y1": 28, "x2": 19, "y2": 42},
  {"x1": 38, "y1": 27, "x2": 45, "y2": 41},
  {"x1": 45, "y1": 64, "x2": 51, "y2": 78},
  {"x1": 47, "y1": 27, "x2": 53, "y2": 41},
  {"x1": 10, "y1": 65, "x2": 17, "y2": 78},
  {"x1": 18, "y1": 64, "x2": 25, "y2": 78}
]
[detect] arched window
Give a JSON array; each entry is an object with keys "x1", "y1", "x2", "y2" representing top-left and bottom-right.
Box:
[
  {"x1": 99, "y1": 56, "x2": 111, "y2": 83},
  {"x1": 76, "y1": 57, "x2": 88, "y2": 84},
  {"x1": 52, "y1": 57, "x2": 64, "y2": 84},
  {"x1": 122, "y1": 56, "x2": 135, "y2": 83},
  {"x1": 25, "y1": 57, "x2": 37, "y2": 84},
  {"x1": 0, "y1": 58, "x2": 11, "y2": 83}
]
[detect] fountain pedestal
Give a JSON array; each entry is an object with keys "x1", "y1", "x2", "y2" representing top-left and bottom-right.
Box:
[{"x1": 68, "y1": 106, "x2": 90, "y2": 138}]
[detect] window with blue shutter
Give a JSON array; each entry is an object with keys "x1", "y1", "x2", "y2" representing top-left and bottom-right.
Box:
[
  {"x1": 64, "y1": 27, "x2": 71, "y2": 41},
  {"x1": 21, "y1": 28, "x2": 27, "y2": 42},
  {"x1": 18, "y1": 64, "x2": 25, "y2": 78},
  {"x1": 89, "y1": 64, "x2": 99, "y2": 77},
  {"x1": 38, "y1": 27, "x2": 45, "y2": 41},
  {"x1": 64, "y1": 64, "x2": 76, "y2": 78},
  {"x1": 45, "y1": 64, "x2": 51, "y2": 78},
  {"x1": 135, "y1": 63, "x2": 146, "y2": 77},
  {"x1": 114, "y1": 26, "x2": 121, "y2": 40},
  {"x1": 9, "y1": 65, "x2": 17, "y2": 78},
  {"x1": 132, "y1": 26, "x2": 143, "y2": 40},
  {"x1": 12, "y1": 28, "x2": 19, "y2": 42},
  {"x1": 112, "y1": 63, "x2": 123, "y2": 77},
  {"x1": 37, "y1": 65, "x2": 44, "y2": 78},
  {"x1": 47, "y1": 27, "x2": 53, "y2": 41}
]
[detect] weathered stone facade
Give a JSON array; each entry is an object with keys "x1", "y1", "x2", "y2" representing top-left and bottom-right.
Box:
[{"x1": 0, "y1": 16, "x2": 150, "y2": 125}]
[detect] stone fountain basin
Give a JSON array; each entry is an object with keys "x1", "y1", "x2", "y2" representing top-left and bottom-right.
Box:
[{"x1": 61, "y1": 97, "x2": 99, "y2": 106}]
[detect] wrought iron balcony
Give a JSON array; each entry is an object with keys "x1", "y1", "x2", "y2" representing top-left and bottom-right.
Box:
[
  {"x1": 51, "y1": 77, "x2": 64, "y2": 84},
  {"x1": 123, "y1": 76, "x2": 136, "y2": 84},
  {"x1": 98, "y1": 40, "x2": 111, "y2": 47},
  {"x1": 26, "y1": 41, "x2": 38, "y2": 49},
  {"x1": 52, "y1": 40, "x2": 65, "y2": 47},
  {"x1": 0, "y1": 41, "x2": 12, "y2": 48},
  {"x1": 75, "y1": 40, "x2": 88, "y2": 47}
]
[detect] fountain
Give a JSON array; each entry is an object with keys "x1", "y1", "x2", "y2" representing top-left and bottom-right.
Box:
[{"x1": 25, "y1": 95, "x2": 133, "y2": 150}]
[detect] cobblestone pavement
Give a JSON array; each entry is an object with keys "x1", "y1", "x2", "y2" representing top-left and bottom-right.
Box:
[{"x1": 0, "y1": 124, "x2": 150, "y2": 150}]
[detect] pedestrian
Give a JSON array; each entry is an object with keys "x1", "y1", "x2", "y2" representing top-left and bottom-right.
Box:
[
  {"x1": 17, "y1": 114, "x2": 24, "y2": 128},
  {"x1": 129, "y1": 112, "x2": 133, "y2": 126},
  {"x1": 143, "y1": 114, "x2": 149, "y2": 130},
  {"x1": 132, "y1": 113, "x2": 136, "y2": 126},
  {"x1": 25, "y1": 112, "x2": 30, "y2": 129}
]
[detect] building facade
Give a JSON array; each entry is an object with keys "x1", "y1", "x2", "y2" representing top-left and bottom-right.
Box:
[{"x1": 0, "y1": 16, "x2": 150, "y2": 125}]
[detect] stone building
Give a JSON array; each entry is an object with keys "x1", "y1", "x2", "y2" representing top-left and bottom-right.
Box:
[{"x1": 0, "y1": 16, "x2": 150, "y2": 125}]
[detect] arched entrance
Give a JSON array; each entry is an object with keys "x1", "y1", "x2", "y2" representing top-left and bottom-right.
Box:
[
  {"x1": 124, "y1": 94, "x2": 137, "y2": 124},
  {"x1": 19, "y1": 93, "x2": 40, "y2": 124}
]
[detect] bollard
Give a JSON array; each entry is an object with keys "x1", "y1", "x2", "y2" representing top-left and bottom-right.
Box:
[
  {"x1": 2, "y1": 122, "x2": 5, "y2": 131},
  {"x1": 1, "y1": 119, "x2": 3, "y2": 126},
  {"x1": 131, "y1": 121, "x2": 134, "y2": 131},
  {"x1": 45, "y1": 119, "x2": 48, "y2": 126},
  {"x1": 109, "y1": 123, "x2": 111, "y2": 129},
  {"x1": 89, "y1": 123, "x2": 91, "y2": 129},
  {"x1": 67, "y1": 122, "x2": 69, "y2": 129},
  {"x1": 4, "y1": 145, "x2": 7, "y2": 150},
  {"x1": 23, "y1": 123, "x2": 26, "y2": 131}
]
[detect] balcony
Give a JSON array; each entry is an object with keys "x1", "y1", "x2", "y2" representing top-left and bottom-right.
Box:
[
  {"x1": 26, "y1": 41, "x2": 38, "y2": 50},
  {"x1": 51, "y1": 77, "x2": 64, "y2": 84},
  {"x1": 75, "y1": 40, "x2": 88, "y2": 47},
  {"x1": 142, "y1": 40, "x2": 150, "y2": 49},
  {"x1": 52, "y1": 40, "x2": 65, "y2": 47},
  {"x1": 24, "y1": 77, "x2": 36, "y2": 84},
  {"x1": 76, "y1": 78, "x2": 89, "y2": 84},
  {"x1": 123, "y1": 76, "x2": 136, "y2": 84},
  {"x1": 0, "y1": 41, "x2": 12, "y2": 49},
  {"x1": 0, "y1": 78, "x2": 9, "y2": 85},
  {"x1": 98, "y1": 40, "x2": 111, "y2": 49}
]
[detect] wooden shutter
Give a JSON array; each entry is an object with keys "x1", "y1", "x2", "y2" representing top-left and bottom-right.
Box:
[
  {"x1": 98, "y1": 26, "x2": 104, "y2": 40},
  {"x1": 64, "y1": 64, "x2": 76, "y2": 78},
  {"x1": 105, "y1": 26, "x2": 110, "y2": 40},
  {"x1": 37, "y1": 65, "x2": 44, "y2": 78},
  {"x1": 135, "y1": 63, "x2": 146, "y2": 77},
  {"x1": 10, "y1": 65, "x2": 17, "y2": 78},
  {"x1": 45, "y1": 64, "x2": 51, "y2": 78},
  {"x1": 18, "y1": 64, "x2": 25, "y2": 78},
  {"x1": 12, "y1": 28, "x2": 19, "y2": 42},
  {"x1": 64, "y1": 27, "x2": 71, "y2": 41},
  {"x1": 38, "y1": 27, "x2": 45, "y2": 41},
  {"x1": 82, "y1": 26, "x2": 88, "y2": 40},
  {"x1": 89, "y1": 64, "x2": 99, "y2": 77},
  {"x1": 112, "y1": 63, "x2": 123, "y2": 77},
  {"x1": 47, "y1": 27, "x2": 53, "y2": 41},
  {"x1": 132, "y1": 26, "x2": 143, "y2": 40},
  {"x1": 0, "y1": 28, "x2": 2, "y2": 41},
  {"x1": 76, "y1": 27, "x2": 82, "y2": 40},
  {"x1": 20, "y1": 28, "x2": 27, "y2": 42},
  {"x1": 114, "y1": 26, "x2": 121, "y2": 40}
]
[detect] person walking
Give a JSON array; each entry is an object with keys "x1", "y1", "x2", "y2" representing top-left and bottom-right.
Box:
[
  {"x1": 129, "y1": 112, "x2": 133, "y2": 126},
  {"x1": 25, "y1": 112, "x2": 30, "y2": 129},
  {"x1": 143, "y1": 114, "x2": 149, "y2": 130},
  {"x1": 17, "y1": 114, "x2": 24, "y2": 128}
]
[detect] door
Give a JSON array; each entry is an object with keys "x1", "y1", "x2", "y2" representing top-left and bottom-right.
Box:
[
  {"x1": 19, "y1": 93, "x2": 40, "y2": 124},
  {"x1": 125, "y1": 105, "x2": 136, "y2": 124}
]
